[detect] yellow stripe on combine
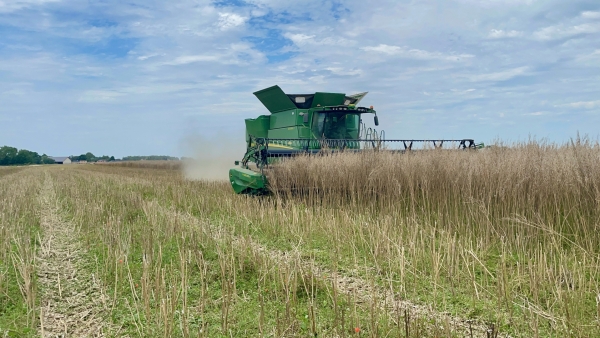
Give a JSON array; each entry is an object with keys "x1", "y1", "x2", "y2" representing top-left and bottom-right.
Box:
[
  {"x1": 268, "y1": 143, "x2": 295, "y2": 149},
  {"x1": 248, "y1": 142, "x2": 297, "y2": 150}
]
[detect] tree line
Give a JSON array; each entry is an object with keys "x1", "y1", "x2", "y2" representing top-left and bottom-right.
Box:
[
  {"x1": 70, "y1": 152, "x2": 115, "y2": 162},
  {"x1": 0, "y1": 146, "x2": 55, "y2": 165},
  {"x1": 0, "y1": 145, "x2": 180, "y2": 166},
  {"x1": 70, "y1": 154, "x2": 179, "y2": 162}
]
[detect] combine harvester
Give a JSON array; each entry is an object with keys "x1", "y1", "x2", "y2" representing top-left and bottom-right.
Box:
[{"x1": 229, "y1": 85, "x2": 482, "y2": 194}]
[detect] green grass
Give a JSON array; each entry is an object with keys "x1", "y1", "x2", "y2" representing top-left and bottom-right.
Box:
[{"x1": 0, "y1": 170, "x2": 42, "y2": 337}]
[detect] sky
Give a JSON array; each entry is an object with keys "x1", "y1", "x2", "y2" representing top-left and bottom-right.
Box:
[{"x1": 0, "y1": 0, "x2": 599, "y2": 158}]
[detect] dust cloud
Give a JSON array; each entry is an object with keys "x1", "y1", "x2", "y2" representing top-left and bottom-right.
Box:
[{"x1": 179, "y1": 132, "x2": 246, "y2": 181}]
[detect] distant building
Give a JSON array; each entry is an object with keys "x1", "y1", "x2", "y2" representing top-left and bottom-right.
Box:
[{"x1": 49, "y1": 157, "x2": 71, "y2": 164}]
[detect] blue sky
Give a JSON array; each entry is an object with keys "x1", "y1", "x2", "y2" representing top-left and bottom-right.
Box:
[{"x1": 0, "y1": 0, "x2": 599, "y2": 158}]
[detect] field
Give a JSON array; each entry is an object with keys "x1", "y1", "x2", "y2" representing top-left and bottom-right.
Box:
[{"x1": 1, "y1": 142, "x2": 599, "y2": 337}]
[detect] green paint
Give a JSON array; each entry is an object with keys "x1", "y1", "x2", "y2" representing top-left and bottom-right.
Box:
[
  {"x1": 229, "y1": 167, "x2": 268, "y2": 194},
  {"x1": 253, "y1": 85, "x2": 297, "y2": 113},
  {"x1": 269, "y1": 111, "x2": 297, "y2": 129},
  {"x1": 230, "y1": 85, "x2": 378, "y2": 194},
  {"x1": 311, "y1": 92, "x2": 346, "y2": 108},
  {"x1": 244, "y1": 116, "x2": 270, "y2": 142}
]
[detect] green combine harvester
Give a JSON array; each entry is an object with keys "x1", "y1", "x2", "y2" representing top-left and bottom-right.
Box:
[{"x1": 229, "y1": 85, "x2": 480, "y2": 195}]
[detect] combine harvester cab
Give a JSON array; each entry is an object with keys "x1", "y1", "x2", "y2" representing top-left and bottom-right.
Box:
[{"x1": 229, "y1": 85, "x2": 482, "y2": 195}]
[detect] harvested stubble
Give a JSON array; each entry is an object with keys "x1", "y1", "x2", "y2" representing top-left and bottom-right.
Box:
[
  {"x1": 0, "y1": 169, "x2": 43, "y2": 336},
  {"x1": 2, "y1": 141, "x2": 599, "y2": 337},
  {"x1": 267, "y1": 141, "x2": 600, "y2": 336},
  {"x1": 102, "y1": 160, "x2": 183, "y2": 170},
  {"x1": 53, "y1": 168, "x2": 403, "y2": 337},
  {"x1": 0, "y1": 166, "x2": 24, "y2": 178}
]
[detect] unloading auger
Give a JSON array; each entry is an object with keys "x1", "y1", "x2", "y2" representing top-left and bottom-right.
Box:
[{"x1": 229, "y1": 85, "x2": 483, "y2": 194}]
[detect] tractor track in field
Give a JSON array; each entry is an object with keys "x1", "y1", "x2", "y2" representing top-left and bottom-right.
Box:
[
  {"x1": 36, "y1": 172, "x2": 117, "y2": 337},
  {"x1": 145, "y1": 200, "x2": 506, "y2": 338}
]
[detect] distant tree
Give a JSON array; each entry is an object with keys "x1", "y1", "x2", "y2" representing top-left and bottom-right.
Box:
[
  {"x1": 41, "y1": 154, "x2": 55, "y2": 164},
  {"x1": 70, "y1": 152, "x2": 116, "y2": 162},
  {"x1": 0, "y1": 146, "x2": 18, "y2": 165},
  {"x1": 96, "y1": 155, "x2": 112, "y2": 161},
  {"x1": 15, "y1": 149, "x2": 40, "y2": 164},
  {"x1": 0, "y1": 146, "x2": 53, "y2": 165},
  {"x1": 85, "y1": 152, "x2": 95, "y2": 162},
  {"x1": 74, "y1": 152, "x2": 95, "y2": 161}
]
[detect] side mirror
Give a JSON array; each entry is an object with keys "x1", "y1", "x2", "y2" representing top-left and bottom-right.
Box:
[
  {"x1": 234, "y1": 161, "x2": 240, "y2": 166},
  {"x1": 303, "y1": 112, "x2": 309, "y2": 124},
  {"x1": 374, "y1": 115, "x2": 379, "y2": 126}
]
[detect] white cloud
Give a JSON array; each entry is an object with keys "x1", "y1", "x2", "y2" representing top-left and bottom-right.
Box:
[
  {"x1": 283, "y1": 33, "x2": 352, "y2": 47},
  {"x1": 533, "y1": 23, "x2": 600, "y2": 41},
  {"x1": 307, "y1": 75, "x2": 326, "y2": 84},
  {"x1": 563, "y1": 100, "x2": 600, "y2": 109},
  {"x1": 451, "y1": 88, "x2": 477, "y2": 95},
  {"x1": 362, "y1": 44, "x2": 401, "y2": 54},
  {"x1": 361, "y1": 44, "x2": 474, "y2": 61},
  {"x1": 167, "y1": 55, "x2": 220, "y2": 65},
  {"x1": 575, "y1": 49, "x2": 600, "y2": 63},
  {"x1": 78, "y1": 90, "x2": 124, "y2": 102},
  {"x1": 488, "y1": 29, "x2": 523, "y2": 38},
  {"x1": 250, "y1": 8, "x2": 268, "y2": 17},
  {"x1": 456, "y1": 0, "x2": 536, "y2": 4},
  {"x1": 137, "y1": 54, "x2": 160, "y2": 61},
  {"x1": 216, "y1": 13, "x2": 247, "y2": 31},
  {"x1": 581, "y1": 11, "x2": 600, "y2": 19},
  {"x1": 0, "y1": 0, "x2": 60, "y2": 13},
  {"x1": 0, "y1": 89, "x2": 26, "y2": 96},
  {"x1": 284, "y1": 33, "x2": 315, "y2": 46},
  {"x1": 325, "y1": 67, "x2": 362, "y2": 76},
  {"x1": 469, "y1": 66, "x2": 529, "y2": 82},
  {"x1": 162, "y1": 43, "x2": 265, "y2": 66},
  {"x1": 121, "y1": 84, "x2": 199, "y2": 95}
]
